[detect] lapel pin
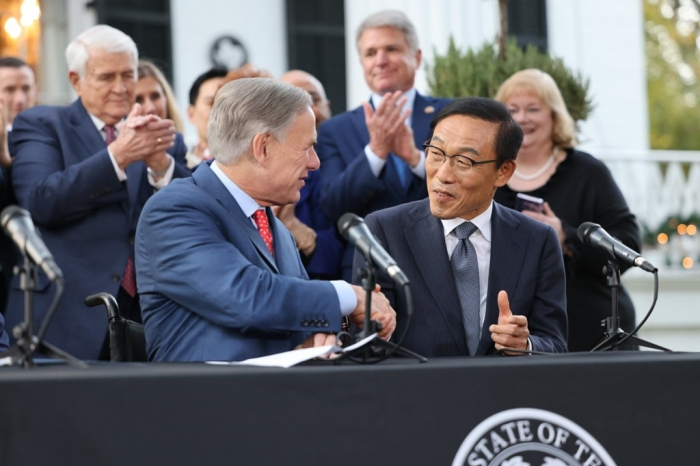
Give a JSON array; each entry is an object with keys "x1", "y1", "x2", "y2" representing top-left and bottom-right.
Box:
[{"x1": 424, "y1": 106, "x2": 435, "y2": 114}]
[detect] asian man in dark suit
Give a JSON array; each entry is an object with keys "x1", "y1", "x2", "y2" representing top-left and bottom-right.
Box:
[
  {"x1": 136, "y1": 78, "x2": 395, "y2": 362},
  {"x1": 316, "y1": 10, "x2": 451, "y2": 281},
  {"x1": 5, "y1": 25, "x2": 190, "y2": 360},
  {"x1": 353, "y1": 97, "x2": 568, "y2": 357}
]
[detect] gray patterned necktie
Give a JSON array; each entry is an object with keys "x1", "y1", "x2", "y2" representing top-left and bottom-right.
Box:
[{"x1": 450, "y1": 221, "x2": 481, "y2": 356}]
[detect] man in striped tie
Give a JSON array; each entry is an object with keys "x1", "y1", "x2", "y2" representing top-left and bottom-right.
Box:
[
  {"x1": 5, "y1": 25, "x2": 191, "y2": 360},
  {"x1": 353, "y1": 97, "x2": 568, "y2": 357}
]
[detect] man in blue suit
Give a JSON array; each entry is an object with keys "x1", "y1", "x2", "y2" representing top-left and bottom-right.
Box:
[
  {"x1": 354, "y1": 98, "x2": 568, "y2": 357},
  {"x1": 316, "y1": 10, "x2": 451, "y2": 281},
  {"x1": 6, "y1": 25, "x2": 190, "y2": 360},
  {"x1": 136, "y1": 78, "x2": 396, "y2": 362},
  {"x1": 277, "y1": 70, "x2": 342, "y2": 280}
]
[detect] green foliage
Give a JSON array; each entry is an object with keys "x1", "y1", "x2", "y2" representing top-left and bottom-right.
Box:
[
  {"x1": 645, "y1": 0, "x2": 700, "y2": 150},
  {"x1": 426, "y1": 37, "x2": 594, "y2": 123}
]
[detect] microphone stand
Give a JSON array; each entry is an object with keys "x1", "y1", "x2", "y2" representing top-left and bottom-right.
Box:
[
  {"x1": 342, "y1": 259, "x2": 427, "y2": 363},
  {"x1": 0, "y1": 253, "x2": 86, "y2": 368},
  {"x1": 590, "y1": 260, "x2": 668, "y2": 352}
]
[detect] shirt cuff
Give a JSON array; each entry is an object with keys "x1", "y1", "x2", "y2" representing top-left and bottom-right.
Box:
[
  {"x1": 108, "y1": 148, "x2": 127, "y2": 181},
  {"x1": 364, "y1": 144, "x2": 387, "y2": 178},
  {"x1": 147, "y1": 154, "x2": 175, "y2": 190},
  {"x1": 331, "y1": 280, "x2": 357, "y2": 316},
  {"x1": 527, "y1": 338, "x2": 532, "y2": 352},
  {"x1": 410, "y1": 149, "x2": 426, "y2": 179}
]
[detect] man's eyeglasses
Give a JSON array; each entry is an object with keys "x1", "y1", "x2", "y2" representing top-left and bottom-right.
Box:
[{"x1": 422, "y1": 142, "x2": 498, "y2": 174}]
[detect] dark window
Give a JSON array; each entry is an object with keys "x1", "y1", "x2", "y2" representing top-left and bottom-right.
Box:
[
  {"x1": 508, "y1": 0, "x2": 548, "y2": 51},
  {"x1": 91, "y1": 0, "x2": 173, "y2": 82},
  {"x1": 286, "y1": 0, "x2": 346, "y2": 113}
]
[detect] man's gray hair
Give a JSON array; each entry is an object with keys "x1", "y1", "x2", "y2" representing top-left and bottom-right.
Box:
[
  {"x1": 66, "y1": 25, "x2": 138, "y2": 79},
  {"x1": 208, "y1": 78, "x2": 312, "y2": 165},
  {"x1": 355, "y1": 10, "x2": 419, "y2": 54}
]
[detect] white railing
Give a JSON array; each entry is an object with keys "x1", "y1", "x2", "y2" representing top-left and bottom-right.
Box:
[{"x1": 596, "y1": 149, "x2": 700, "y2": 271}]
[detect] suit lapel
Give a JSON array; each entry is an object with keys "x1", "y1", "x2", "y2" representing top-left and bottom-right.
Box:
[
  {"x1": 404, "y1": 200, "x2": 468, "y2": 355},
  {"x1": 192, "y1": 163, "x2": 280, "y2": 274},
  {"x1": 412, "y1": 93, "x2": 434, "y2": 147},
  {"x1": 269, "y1": 212, "x2": 303, "y2": 277},
  {"x1": 68, "y1": 99, "x2": 109, "y2": 161},
  {"x1": 350, "y1": 104, "x2": 371, "y2": 147},
  {"x1": 476, "y1": 203, "x2": 528, "y2": 355}
]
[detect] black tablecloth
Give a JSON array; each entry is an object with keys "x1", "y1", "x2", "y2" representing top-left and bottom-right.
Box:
[{"x1": 0, "y1": 352, "x2": 698, "y2": 465}]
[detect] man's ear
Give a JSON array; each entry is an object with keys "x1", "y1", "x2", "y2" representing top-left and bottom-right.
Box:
[
  {"x1": 251, "y1": 132, "x2": 272, "y2": 163},
  {"x1": 414, "y1": 48, "x2": 422, "y2": 69},
  {"x1": 187, "y1": 104, "x2": 195, "y2": 122},
  {"x1": 68, "y1": 71, "x2": 81, "y2": 94},
  {"x1": 495, "y1": 159, "x2": 516, "y2": 187}
]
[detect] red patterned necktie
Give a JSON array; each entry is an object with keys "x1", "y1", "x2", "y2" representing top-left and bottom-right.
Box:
[
  {"x1": 105, "y1": 124, "x2": 137, "y2": 296},
  {"x1": 252, "y1": 209, "x2": 274, "y2": 256},
  {"x1": 104, "y1": 124, "x2": 117, "y2": 145},
  {"x1": 121, "y1": 257, "x2": 137, "y2": 297}
]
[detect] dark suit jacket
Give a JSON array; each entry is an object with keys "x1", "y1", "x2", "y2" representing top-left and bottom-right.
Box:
[
  {"x1": 353, "y1": 200, "x2": 568, "y2": 357},
  {"x1": 295, "y1": 170, "x2": 343, "y2": 279},
  {"x1": 136, "y1": 162, "x2": 343, "y2": 362},
  {"x1": 5, "y1": 99, "x2": 190, "y2": 360},
  {"x1": 0, "y1": 316, "x2": 7, "y2": 350},
  {"x1": 316, "y1": 92, "x2": 451, "y2": 280}
]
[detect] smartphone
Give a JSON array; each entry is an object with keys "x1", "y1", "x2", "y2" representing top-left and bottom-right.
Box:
[{"x1": 515, "y1": 193, "x2": 544, "y2": 213}]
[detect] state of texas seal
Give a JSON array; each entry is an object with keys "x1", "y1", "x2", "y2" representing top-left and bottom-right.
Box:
[{"x1": 452, "y1": 408, "x2": 616, "y2": 466}]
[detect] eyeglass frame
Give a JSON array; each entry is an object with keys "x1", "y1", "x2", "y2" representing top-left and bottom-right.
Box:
[{"x1": 422, "y1": 141, "x2": 498, "y2": 173}]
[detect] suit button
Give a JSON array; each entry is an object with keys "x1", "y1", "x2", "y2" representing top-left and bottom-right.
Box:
[
  {"x1": 111, "y1": 274, "x2": 120, "y2": 282},
  {"x1": 301, "y1": 320, "x2": 309, "y2": 327},
  {"x1": 128, "y1": 237, "x2": 134, "y2": 246},
  {"x1": 322, "y1": 321, "x2": 329, "y2": 328}
]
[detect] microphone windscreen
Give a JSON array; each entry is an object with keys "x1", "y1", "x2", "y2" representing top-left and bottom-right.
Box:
[
  {"x1": 337, "y1": 213, "x2": 362, "y2": 239},
  {"x1": 577, "y1": 222, "x2": 599, "y2": 243},
  {"x1": 1, "y1": 205, "x2": 27, "y2": 230}
]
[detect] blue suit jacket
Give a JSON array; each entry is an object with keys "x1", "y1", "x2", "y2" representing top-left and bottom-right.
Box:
[
  {"x1": 354, "y1": 200, "x2": 568, "y2": 357},
  {"x1": 136, "y1": 162, "x2": 343, "y2": 362},
  {"x1": 6, "y1": 99, "x2": 190, "y2": 360},
  {"x1": 295, "y1": 170, "x2": 343, "y2": 279},
  {"x1": 316, "y1": 93, "x2": 451, "y2": 280},
  {"x1": 0, "y1": 314, "x2": 7, "y2": 351}
]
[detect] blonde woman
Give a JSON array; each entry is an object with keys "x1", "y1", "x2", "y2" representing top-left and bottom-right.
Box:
[
  {"x1": 135, "y1": 59, "x2": 184, "y2": 133},
  {"x1": 494, "y1": 69, "x2": 641, "y2": 352}
]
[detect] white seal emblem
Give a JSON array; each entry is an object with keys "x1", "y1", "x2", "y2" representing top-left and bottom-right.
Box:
[{"x1": 452, "y1": 408, "x2": 616, "y2": 466}]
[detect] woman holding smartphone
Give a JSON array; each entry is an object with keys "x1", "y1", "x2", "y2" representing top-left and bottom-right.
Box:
[{"x1": 493, "y1": 69, "x2": 641, "y2": 352}]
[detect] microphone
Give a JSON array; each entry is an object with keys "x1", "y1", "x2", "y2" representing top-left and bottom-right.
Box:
[
  {"x1": 337, "y1": 213, "x2": 409, "y2": 286},
  {"x1": 1, "y1": 206, "x2": 64, "y2": 282},
  {"x1": 577, "y1": 222, "x2": 656, "y2": 273}
]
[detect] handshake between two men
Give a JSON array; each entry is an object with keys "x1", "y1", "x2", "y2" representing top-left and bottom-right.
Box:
[{"x1": 297, "y1": 272, "x2": 532, "y2": 356}]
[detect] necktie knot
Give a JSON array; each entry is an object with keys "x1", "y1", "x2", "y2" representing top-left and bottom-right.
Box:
[
  {"x1": 252, "y1": 209, "x2": 274, "y2": 256},
  {"x1": 104, "y1": 124, "x2": 117, "y2": 145},
  {"x1": 453, "y1": 221, "x2": 478, "y2": 240}
]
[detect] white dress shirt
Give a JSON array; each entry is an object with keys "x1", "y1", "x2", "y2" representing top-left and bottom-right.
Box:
[
  {"x1": 88, "y1": 113, "x2": 174, "y2": 189},
  {"x1": 210, "y1": 161, "x2": 357, "y2": 317}
]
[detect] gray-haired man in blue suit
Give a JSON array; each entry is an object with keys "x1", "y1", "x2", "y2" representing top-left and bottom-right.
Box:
[{"x1": 136, "y1": 78, "x2": 396, "y2": 362}]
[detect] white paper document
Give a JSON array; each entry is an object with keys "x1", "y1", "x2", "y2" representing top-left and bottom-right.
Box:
[{"x1": 206, "y1": 333, "x2": 378, "y2": 368}]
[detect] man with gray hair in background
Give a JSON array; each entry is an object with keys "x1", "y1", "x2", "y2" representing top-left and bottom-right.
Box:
[
  {"x1": 135, "y1": 78, "x2": 396, "y2": 362},
  {"x1": 315, "y1": 9, "x2": 452, "y2": 281},
  {"x1": 6, "y1": 25, "x2": 190, "y2": 360}
]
